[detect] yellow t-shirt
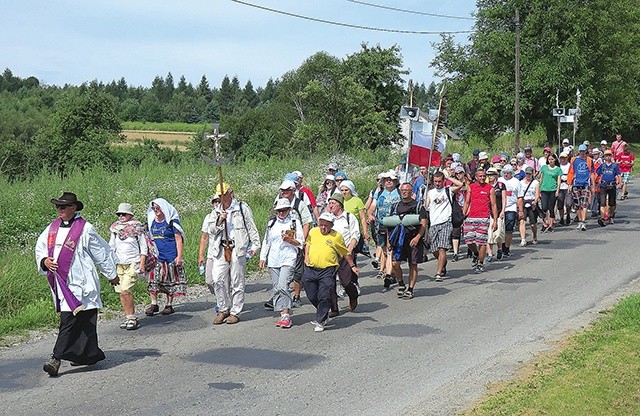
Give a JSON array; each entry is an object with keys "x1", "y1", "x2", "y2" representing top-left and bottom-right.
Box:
[{"x1": 305, "y1": 227, "x2": 349, "y2": 268}]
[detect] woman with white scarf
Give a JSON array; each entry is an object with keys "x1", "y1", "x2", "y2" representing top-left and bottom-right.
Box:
[{"x1": 145, "y1": 198, "x2": 186, "y2": 316}]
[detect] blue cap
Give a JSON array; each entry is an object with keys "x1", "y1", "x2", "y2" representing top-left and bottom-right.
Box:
[
  {"x1": 284, "y1": 172, "x2": 299, "y2": 182},
  {"x1": 578, "y1": 144, "x2": 588, "y2": 152},
  {"x1": 334, "y1": 171, "x2": 347, "y2": 180}
]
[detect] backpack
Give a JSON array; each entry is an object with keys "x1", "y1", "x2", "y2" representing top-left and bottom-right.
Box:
[
  {"x1": 445, "y1": 187, "x2": 465, "y2": 228},
  {"x1": 143, "y1": 228, "x2": 159, "y2": 273}
]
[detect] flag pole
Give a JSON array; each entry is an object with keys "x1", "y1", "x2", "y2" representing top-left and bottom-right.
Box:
[{"x1": 427, "y1": 84, "x2": 447, "y2": 188}]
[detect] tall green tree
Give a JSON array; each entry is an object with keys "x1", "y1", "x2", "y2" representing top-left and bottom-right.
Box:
[
  {"x1": 432, "y1": 0, "x2": 640, "y2": 141},
  {"x1": 35, "y1": 90, "x2": 122, "y2": 174}
]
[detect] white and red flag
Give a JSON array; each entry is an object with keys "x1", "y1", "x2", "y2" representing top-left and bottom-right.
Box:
[{"x1": 408, "y1": 129, "x2": 446, "y2": 167}]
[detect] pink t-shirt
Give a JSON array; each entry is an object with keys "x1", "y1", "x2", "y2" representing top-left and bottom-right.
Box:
[
  {"x1": 611, "y1": 140, "x2": 627, "y2": 160},
  {"x1": 467, "y1": 182, "x2": 492, "y2": 218}
]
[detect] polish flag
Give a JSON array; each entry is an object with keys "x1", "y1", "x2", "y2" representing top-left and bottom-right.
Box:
[{"x1": 408, "y1": 131, "x2": 446, "y2": 167}]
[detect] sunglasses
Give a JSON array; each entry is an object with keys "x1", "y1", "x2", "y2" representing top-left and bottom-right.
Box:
[
  {"x1": 56, "y1": 204, "x2": 71, "y2": 209},
  {"x1": 276, "y1": 208, "x2": 290, "y2": 213},
  {"x1": 500, "y1": 159, "x2": 507, "y2": 163}
]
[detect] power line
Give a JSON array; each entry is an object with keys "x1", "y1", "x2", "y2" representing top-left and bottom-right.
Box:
[
  {"x1": 231, "y1": 0, "x2": 474, "y2": 35},
  {"x1": 345, "y1": 0, "x2": 475, "y2": 21}
]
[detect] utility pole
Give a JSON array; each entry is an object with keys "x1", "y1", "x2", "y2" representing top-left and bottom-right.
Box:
[
  {"x1": 556, "y1": 90, "x2": 562, "y2": 150},
  {"x1": 514, "y1": 9, "x2": 521, "y2": 152},
  {"x1": 573, "y1": 88, "x2": 581, "y2": 145}
]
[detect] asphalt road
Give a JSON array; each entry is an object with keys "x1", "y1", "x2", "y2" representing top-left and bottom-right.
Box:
[{"x1": 2, "y1": 184, "x2": 639, "y2": 416}]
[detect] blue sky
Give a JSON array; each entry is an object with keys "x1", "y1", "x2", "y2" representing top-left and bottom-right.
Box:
[{"x1": 1, "y1": 0, "x2": 476, "y2": 89}]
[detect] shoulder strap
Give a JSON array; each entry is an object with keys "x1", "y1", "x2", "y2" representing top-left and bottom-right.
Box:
[
  {"x1": 523, "y1": 180, "x2": 533, "y2": 197},
  {"x1": 239, "y1": 201, "x2": 249, "y2": 230}
]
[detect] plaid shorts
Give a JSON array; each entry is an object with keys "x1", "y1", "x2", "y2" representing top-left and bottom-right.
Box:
[
  {"x1": 463, "y1": 217, "x2": 490, "y2": 246},
  {"x1": 572, "y1": 186, "x2": 591, "y2": 209},
  {"x1": 428, "y1": 221, "x2": 452, "y2": 250},
  {"x1": 621, "y1": 172, "x2": 631, "y2": 184}
]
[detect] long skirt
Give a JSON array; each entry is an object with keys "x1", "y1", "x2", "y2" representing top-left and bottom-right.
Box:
[
  {"x1": 53, "y1": 309, "x2": 105, "y2": 365},
  {"x1": 147, "y1": 261, "x2": 187, "y2": 296}
]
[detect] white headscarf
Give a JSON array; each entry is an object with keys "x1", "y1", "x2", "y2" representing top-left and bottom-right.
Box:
[
  {"x1": 147, "y1": 198, "x2": 185, "y2": 239},
  {"x1": 339, "y1": 180, "x2": 358, "y2": 197}
]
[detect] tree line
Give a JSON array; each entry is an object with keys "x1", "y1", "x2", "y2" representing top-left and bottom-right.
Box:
[{"x1": 1, "y1": 44, "x2": 439, "y2": 181}]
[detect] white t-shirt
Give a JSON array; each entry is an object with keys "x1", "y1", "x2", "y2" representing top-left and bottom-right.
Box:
[
  {"x1": 426, "y1": 187, "x2": 453, "y2": 226},
  {"x1": 559, "y1": 162, "x2": 570, "y2": 190},
  {"x1": 517, "y1": 179, "x2": 539, "y2": 203},
  {"x1": 499, "y1": 177, "x2": 521, "y2": 212}
]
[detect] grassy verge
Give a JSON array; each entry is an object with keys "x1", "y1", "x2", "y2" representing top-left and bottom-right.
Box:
[
  {"x1": 0, "y1": 149, "x2": 390, "y2": 339},
  {"x1": 462, "y1": 294, "x2": 640, "y2": 415}
]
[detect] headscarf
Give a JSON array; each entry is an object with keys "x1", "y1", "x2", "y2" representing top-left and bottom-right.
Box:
[
  {"x1": 339, "y1": 180, "x2": 358, "y2": 197},
  {"x1": 147, "y1": 198, "x2": 185, "y2": 239}
]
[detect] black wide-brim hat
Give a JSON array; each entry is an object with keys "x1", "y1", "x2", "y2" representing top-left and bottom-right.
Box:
[{"x1": 51, "y1": 192, "x2": 84, "y2": 211}]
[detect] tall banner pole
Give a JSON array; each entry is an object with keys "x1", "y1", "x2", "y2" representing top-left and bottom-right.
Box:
[{"x1": 427, "y1": 84, "x2": 447, "y2": 190}]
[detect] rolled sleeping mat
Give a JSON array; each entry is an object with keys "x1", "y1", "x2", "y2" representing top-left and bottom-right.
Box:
[
  {"x1": 401, "y1": 214, "x2": 421, "y2": 226},
  {"x1": 381, "y1": 214, "x2": 421, "y2": 227}
]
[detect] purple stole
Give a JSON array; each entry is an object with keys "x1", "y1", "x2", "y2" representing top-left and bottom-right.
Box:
[{"x1": 47, "y1": 217, "x2": 87, "y2": 315}]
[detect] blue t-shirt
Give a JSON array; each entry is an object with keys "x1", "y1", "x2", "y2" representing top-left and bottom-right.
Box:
[
  {"x1": 572, "y1": 157, "x2": 594, "y2": 187},
  {"x1": 376, "y1": 188, "x2": 401, "y2": 222},
  {"x1": 151, "y1": 219, "x2": 180, "y2": 263},
  {"x1": 515, "y1": 170, "x2": 526, "y2": 181},
  {"x1": 596, "y1": 162, "x2": 620, "y2": 187}
]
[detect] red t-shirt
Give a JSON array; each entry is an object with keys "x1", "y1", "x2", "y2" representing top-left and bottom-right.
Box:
[
  {"x1": 618, "y1": 152, "x2": 635, "y2": 173},
  {"x1": 467, "y1": 182, "x2": 492, "y2": 218}
]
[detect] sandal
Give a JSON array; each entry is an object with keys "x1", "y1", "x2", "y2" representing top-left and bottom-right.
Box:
[
  {"x1": 125, "y1": 318, "x2": 140, "y2": 330},
  {"x1": 160, "y1": 305, "x2": 174, "y2": 315},
  {"x1": 119, "y1": 320, "x2": 128, "y2": 329},
  {"x1": 145, "y1": 304, "x2": 159, "y2": 316},
  {"x1": 403, "y1": 290, "x2": 414, "y2": 299},
  {"x1": 396, "y1": 285, "x2": 406, "y2": 298}
]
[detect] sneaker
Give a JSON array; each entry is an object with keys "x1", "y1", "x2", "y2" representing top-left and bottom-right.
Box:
[
  {"x1": 541, "y1": 225, "x2": 548, "y2": 233},
  {"x1": 581, "y1": 222, "x2": 587, "y2": 231},
  {"x1": 276, "y1": 316, "x2": 292, "y2": 328},
  {"x1": 519, "y1": 240, "x2": 527, "y2": 247},
  {"x1": 475, "y1": 264, "x2": 485, "y2": 274},
  {"x1": 375, "y1": 271, "x2": 384, "y2": 279},
  {"x1": 292, "y1": 296, "x2": 302, "y2": 308},
  {"x1": 471, "y1": 255, "x2": 479, "y2": 267},
  {"x1": 559, "y1": 218, "x2": 565, "y2": 226},
  {"x1": 311, "y1": 320, "x2": 325, "y2": 332},
  {"x1": 397, "y1": 285, "x2": 406, "y2": 298},
  {"x1": 43, "y1": 355, "x2": 61, "y2": 377},
  {"x1": 119, "y1": 320, "x2": 128, "y2": 329},
  {"x1": 598, "y1": 218, "x2": 606, "y2": 227},
  {"x1": 451, "y1": 253, "x2": 459, "y2": 262},
  {"x1": 383, "y1": 274, "x2": 395, "y2": 289},
  {"x1": 548, "y1": 227, "x2": 554, "y2": 233},
  {"x1": 531, "y1": 239, "x2": 537, "y2": 245},
  {"x1": 371, "y1": 259, "x2": 380, "y2": 269},
  {"x1": 576, "y1": 223, "x2": 582, "y2": 230},
  {"x1": 125, "y1": 318, "x2": 140, "y2": 330},
  {"x1": 226, "y1": 314, "x2": 240, "y2": 324},
  {"x1": 496, "y1": 250, "x2": 503, "y2": 260},
  {"x1": 264, "y1": 299, "x2": 274, "y2": 309},
  {"x1": 212, "y1": 311, "x2": 229, "y2": 325},
  {"x1": 503, "y1": 250, "x2": 511, "y2": 258},
  {"x1": 485, "y1": 255, "x2": 493, "y2": 263},
  {"x1": 434, "y1": 274, "x2": 443, "y2": 282},
  {"x1": 328, "y1": 310, "x2": 340, "y2": 318},
  {"x1": 145, "y1": 304, "x2": 159, "y2": 316},
  {"x1": 336, "y1": 285, "x2": 346, "y2": 299}
]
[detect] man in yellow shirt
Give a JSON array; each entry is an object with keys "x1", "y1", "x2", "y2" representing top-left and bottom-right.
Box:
[{"x1": 304, "y1": 212, "x2": 359, "y2": 332}]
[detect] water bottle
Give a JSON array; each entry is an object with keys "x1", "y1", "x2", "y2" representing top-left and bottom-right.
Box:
[{"x1": 199, "y1": 265, "x2": 205, "y2": 275}]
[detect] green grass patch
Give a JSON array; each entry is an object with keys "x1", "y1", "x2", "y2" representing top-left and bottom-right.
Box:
[
  {"x1": 463, "y1": 294, "x2": 640, "y2": 415},
  {"x1": 0, "y1": 149, "x2": 392, "y2": 338},
  {"x1": 122, "y1": 121, "x2": 211, "y2": 132}
]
